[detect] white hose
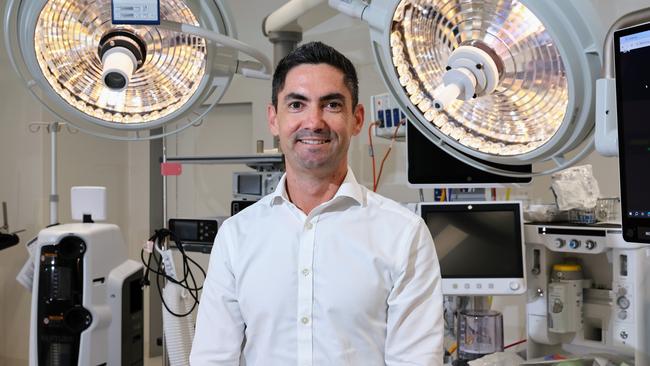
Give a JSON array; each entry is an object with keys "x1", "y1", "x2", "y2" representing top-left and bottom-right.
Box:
[
  {"x1": 163, "y1": 282, "x2": 196, "y2": 366},
  {"x1": 161, "y1": 248, "x2": 196, "y2": 366}
]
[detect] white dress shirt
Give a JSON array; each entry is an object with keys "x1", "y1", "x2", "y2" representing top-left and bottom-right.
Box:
[{"x1": 190, "y1": 168, "x2": 444, "y2": 365}]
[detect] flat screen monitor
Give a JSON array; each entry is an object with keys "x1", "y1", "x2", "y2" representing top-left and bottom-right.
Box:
[
  {"x1": 406, "y1": 122, "x2": 532, "y2": 187},
  {"x1": 419, "y1": 201, "x2": 526, "y2": 295},
  {"x1": 614, "y1": 21, "x2": 650, "y2": 243}
]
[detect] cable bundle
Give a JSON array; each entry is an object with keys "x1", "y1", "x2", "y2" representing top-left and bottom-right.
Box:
[{"x1": 141, "y1": 228, "x2": 206, "y2": 317}]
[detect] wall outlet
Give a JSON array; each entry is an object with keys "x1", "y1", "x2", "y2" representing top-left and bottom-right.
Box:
[{"x1": 370, "y1": 93, "x2": 407, "y2": 139}]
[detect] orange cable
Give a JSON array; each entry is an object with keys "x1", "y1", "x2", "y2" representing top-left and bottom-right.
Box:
[
  {"x1": 367, "y1": 121, "x2": 379, "y2": 191},
  {"x1": 375, "y1": 120, "x2": 405, "y2": 192}
]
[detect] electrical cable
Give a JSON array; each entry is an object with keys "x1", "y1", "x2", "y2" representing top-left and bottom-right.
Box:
[
  {"x1": 140, "y1": 228, "x2": 207, "y2": 317},
  {"x1": 504, "y1": 339, "x2": 527, "y2": 349},
  {"x1": 375, "y1": 120, "x2": 406, "y2": 192},
  {"x1": 370, "y1": 120, "x2": 406, "y2": 192},
  {"x1": 367, "y1": 121, "x2": 379, "y2": 191}
]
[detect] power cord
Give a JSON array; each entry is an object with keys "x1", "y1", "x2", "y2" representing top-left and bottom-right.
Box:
[{"x1": 141, "y1": 228, "x2": 206, "y2": 317}]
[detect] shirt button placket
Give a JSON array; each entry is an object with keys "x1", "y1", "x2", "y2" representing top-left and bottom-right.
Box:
[{"x1": 297, "y1": 218, "x2": 315, "y2": 365}]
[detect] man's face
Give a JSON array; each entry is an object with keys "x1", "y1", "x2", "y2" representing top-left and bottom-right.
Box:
[{"x1": 268, "y1": 63, "x2": 364, "y2": 177}]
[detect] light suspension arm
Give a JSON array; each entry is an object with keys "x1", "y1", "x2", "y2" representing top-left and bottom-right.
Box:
[{"x1": 159, "y1": 21, "x2": 272, "y2": 80}]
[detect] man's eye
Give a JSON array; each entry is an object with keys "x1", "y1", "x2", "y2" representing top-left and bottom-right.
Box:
[
  {"x1": 325, "y1": 101, "x2": 342, "y2": 111},
  {"x1": 288, "y1": 101, "x2": 303, "y2": 110}
]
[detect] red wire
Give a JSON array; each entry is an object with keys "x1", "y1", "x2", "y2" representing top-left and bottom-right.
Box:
[
  {"x1": 368, "y1": 121, "x2": 379, "y2": 191},
  {"x1": 504, "y1": 339, "x2": 526, "y2": 349},
  {"x1": 374, "y1": 120, "x2": 405, "y2": 192}
]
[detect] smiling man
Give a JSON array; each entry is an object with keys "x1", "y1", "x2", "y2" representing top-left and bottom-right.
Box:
[{"x1": 190, "y1": 42, "x2": 444, "y2": 365}]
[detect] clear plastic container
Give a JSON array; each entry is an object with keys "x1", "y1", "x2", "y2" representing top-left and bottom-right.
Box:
[
  {"x1": 567, "y1": 197, "x2": 621, "y2": 224},
  {"x1": 595, "y1": 197, "x2": 621, "y2": 223},
  {"x1": 457, "y1": 310, "x2": 503, "y2": 362}
]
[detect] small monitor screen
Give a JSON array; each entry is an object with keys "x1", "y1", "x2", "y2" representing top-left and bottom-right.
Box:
[
  {"x1": 238, "y1": 174, "x2": 262, "y2": 196},
  {"x1": 420, "y1": 202, "x2": 525, "y2": 295},
  {"x1": 615, "y1": 22, "x2": 650, "y2": 243},
  {"x1": 172, "y1": 220, "x2": 198, "y2": 241}
]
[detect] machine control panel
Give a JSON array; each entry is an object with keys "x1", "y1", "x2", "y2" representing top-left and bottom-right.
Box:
[
  {"x1": 536, "y1": 226, "x2": 606, "y2": 253},
  {"x1": 168, "y1": 218, "x2": 224, "y2": 253}
]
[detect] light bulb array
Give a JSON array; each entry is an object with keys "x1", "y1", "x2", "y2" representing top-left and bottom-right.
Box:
[{"x1": 389, "y1": 0, "x2": 569, "y2": 156}]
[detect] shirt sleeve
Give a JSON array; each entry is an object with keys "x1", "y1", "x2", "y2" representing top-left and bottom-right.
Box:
[
  {"x1": 190, "y1": 223, "x2": 245, "y2": 365},
  {"x1": 385, "y1": 217, "x2": 444, "y2": 366}
]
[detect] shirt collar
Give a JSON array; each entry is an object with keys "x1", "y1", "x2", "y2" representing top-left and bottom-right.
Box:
[{"x1": 269, "y1": 166, "x2": 365, "y2": 207}]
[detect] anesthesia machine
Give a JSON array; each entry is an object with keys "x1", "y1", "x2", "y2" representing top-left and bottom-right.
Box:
[{"x1": 525, "y1": 223, "x2": 650, "y2": 364}]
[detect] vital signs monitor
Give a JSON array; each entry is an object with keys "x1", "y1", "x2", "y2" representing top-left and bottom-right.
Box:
[{"x1": 419, "y1": 201, "x2": 526, "y2": 295}]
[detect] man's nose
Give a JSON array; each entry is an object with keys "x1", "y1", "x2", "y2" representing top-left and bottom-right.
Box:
[{"x1": 302, "y1": 105, "x2": 326, "y2": 129}]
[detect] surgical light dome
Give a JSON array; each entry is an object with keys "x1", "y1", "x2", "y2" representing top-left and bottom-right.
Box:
[
  {"x1": 361, "y1": 0, "x2": 603, "y2": 176},
  {"x1": 4, "y1": 0, "x2": 270, "y2": 140}
]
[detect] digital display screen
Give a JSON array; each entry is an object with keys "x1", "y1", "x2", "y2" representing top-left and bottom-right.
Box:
[
  {"x1": 238, "y1": 174, "x2": 262, "y2": 196},
  {"x1": 421, "y1": 204, "x2": 523, "y2": 278},
  {"x1": 615, "y1": 22, "x2": 650, "y2": 242},
  {"x1": 173, "y1": 221, "x2": 197, "y2": 241}
]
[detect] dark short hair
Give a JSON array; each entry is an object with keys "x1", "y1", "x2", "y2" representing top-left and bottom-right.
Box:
[{"x1": 271, "y1": 41, "x2": 359, "y2": 109}]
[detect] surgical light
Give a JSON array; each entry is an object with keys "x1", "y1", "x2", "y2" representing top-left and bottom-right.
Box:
[
  {"x1": 5, "y1": 0, "x2": 271, "y2": 140},
  {"x1": 346, "y1": 0, "x2": 603, "y2": 176}
]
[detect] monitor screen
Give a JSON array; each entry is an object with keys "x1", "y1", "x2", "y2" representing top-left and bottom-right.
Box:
[
  {"x1": 237, "y1": 174, "x2": 262, "y2": 196},
  {"x1": 614, "y1": 21, "x2": 650, "y2": 243},
  {"x1": 419, "y1": 201, "x2": 525, "y2": 295},
  {"x1": 406, "y1": 122, "x2": 532, "y2": 187}
]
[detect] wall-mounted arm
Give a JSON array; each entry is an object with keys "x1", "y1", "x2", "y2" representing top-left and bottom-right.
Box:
[{"x1": 596, "y1": 8, "x2": 650, "y2": 157}]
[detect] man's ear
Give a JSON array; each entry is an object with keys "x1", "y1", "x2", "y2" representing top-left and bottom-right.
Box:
[
  {"x1": 351, "y1": 103, "x2": 365, "y2": 136},
  {"x1": 267, "y1": 104, "x2": 279, "y2": 136}
]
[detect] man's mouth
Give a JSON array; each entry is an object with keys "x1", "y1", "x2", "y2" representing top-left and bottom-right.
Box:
[{"x1": 297, "y1": 138, "x2": 331, "y2": 145}]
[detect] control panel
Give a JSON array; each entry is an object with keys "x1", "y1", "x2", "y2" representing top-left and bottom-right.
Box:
[
  {"x1": 168, "y1": 218, "x2": 224, "y2": 253},
  {"x1": 537, "y1": 226, "x2": 607, "y2": 253}
]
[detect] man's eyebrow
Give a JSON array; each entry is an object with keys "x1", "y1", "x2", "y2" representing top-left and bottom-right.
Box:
[
  {"x1": 284, "y1": 93, "x2": 308, "y2": 102},
  {"x1": 319, "y1": 93, "x2": 346, "y2": 103}
]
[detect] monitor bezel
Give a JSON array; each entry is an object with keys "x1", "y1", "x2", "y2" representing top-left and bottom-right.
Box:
[
  {"x1": 418, "y1": 201, "x2": 526, "y2": 295},
  {"x1": 614, "y1": 21, "x2": 650, "y2": 243}
]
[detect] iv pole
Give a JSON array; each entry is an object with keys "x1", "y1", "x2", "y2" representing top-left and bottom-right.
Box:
[{"x1": 28, "y1": 121, "x2": 77, "y2": 225}]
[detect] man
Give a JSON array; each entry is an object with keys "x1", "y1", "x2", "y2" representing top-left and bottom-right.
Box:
[{"x1": 190, "y1": 41, "x2": 443, "y2": 365}]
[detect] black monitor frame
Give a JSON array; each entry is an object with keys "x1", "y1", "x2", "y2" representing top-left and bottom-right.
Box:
[
  {"x1": 614, "y1": 21, "x2": 650, "y2": 243},
  {"x1": 406, "y1": 122, "x2": 532, "y2": 187}
]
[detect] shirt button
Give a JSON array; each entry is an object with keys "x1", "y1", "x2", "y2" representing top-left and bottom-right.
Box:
[
  {"x1": 302, "y1": 268, "x2": 311, "y2": 276},
  {"x1": 305, "y1": 222, "x2": 313, "y2": 230},
  {"x1": 301, "y1": 316, "x2": 310, "y2": 325}
]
